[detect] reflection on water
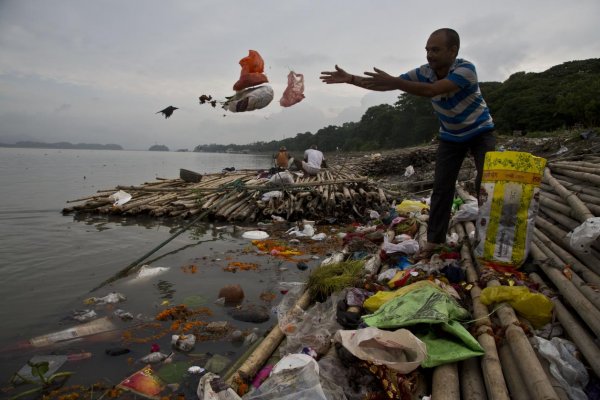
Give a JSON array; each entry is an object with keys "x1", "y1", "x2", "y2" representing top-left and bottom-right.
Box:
[
  {"x1": 72, "y1": 213, "x2": 182, "y2": 231},
  {"x1": 155, "y1": 279, "x2": 176, "y2": 300}
]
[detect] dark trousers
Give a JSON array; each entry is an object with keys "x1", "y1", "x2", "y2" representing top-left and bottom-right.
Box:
[{"x1": 427, "y1": 131, "x2": 496, "y2": 244}]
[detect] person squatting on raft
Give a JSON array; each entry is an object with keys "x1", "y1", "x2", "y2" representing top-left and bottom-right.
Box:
[
  {"x1": 298, "y1": 144, "x2": 327, "y2": 176},
  {"x1": 274, "y1": 146, "x2": 293, "y2": 169},
  {"x1": 320, "y1": 28, "x2": 495, "y2": 256}
]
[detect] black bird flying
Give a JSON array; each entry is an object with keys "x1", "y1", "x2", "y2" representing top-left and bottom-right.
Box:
[{"x1": 156, "y1": 106, "x2": 178, "y2": 118}]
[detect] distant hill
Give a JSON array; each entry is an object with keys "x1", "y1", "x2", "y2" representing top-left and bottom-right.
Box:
[
  {"x1": 149, "y1": 144, "x2": 169, "y2": 151},
  {"x1": 0, "y1": 141, "x2": 123, "y2": 150}
]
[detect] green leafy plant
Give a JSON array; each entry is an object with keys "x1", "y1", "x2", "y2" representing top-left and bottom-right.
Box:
[{"x1": 9, "y1": 360, "x2": 74, "y2": 400}]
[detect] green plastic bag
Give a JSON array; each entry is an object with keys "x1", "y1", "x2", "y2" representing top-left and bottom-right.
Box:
[{"x1": 362, "y1": 281, "x2": 484, "y2": 367}]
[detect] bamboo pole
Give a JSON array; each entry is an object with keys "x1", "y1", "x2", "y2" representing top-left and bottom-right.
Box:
[
  {"x1": 497, "y1": 342, "x2": 531, "y2": 400},
  {"x1": 535, "y1": 215, "x2": 600, "y2": 275},
  {"x1": 485, "y1": 280, "x2": 559, "y2": 400},
  {"x1": 529, "y1": 272, "x2": 600, "y2": 378},
  {"x1": 432, "y1": 363, "x2": 460, "y2": 400},
  {"x1": 541, "y1": 192, "x2": 600, "y2": 217},
  {"x1": 533, "y1": 228, "x2": 600, "y2": 285},
  {"x1": 460, "y1": 358, "x2": 488, "y2": 400},
  {"x1": 543, "y1": 168, "x2": 595, "y2": 222},
  {"x1": 533, "y1": 235, "x2": 600, "y2": 310},
  {"x1": 551, "y1": 168, "x2": 600, "y2": 188},
  {"x1": 529, "y1": 242, "x2": 600, "y2": 337},
  {"x1": 460, "y1": 241, "x2": 510, "y2": 400},
  {"x1": 556, "y1": 178, "x2": 600, "y2": 198},
  {"x1": 226, "y1": 290, "x2": 311, "y2": 392},
  {"x1": 539, "y1": 207, "x2": 579, "y2": 231}
]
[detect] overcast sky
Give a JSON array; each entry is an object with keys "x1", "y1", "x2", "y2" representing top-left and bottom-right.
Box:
[{"x1": 1, "y1": 1, "x2": 598, "y2": 150}]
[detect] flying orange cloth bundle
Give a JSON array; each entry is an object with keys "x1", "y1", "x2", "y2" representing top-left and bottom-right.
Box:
[
  {"x1": 280, "y1": 71, "x2": 305, "y2": 107},
  {"x1": 233, "y1": 50, "x2": 269, "y2": 91}
]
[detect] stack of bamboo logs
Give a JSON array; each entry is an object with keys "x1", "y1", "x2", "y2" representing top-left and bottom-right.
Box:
[
  {"x1": 62, "y1": 167, "x2": 390, "y2": 222},
  {"x1": 446, "y1": 152, "x2": 600, "y2": 399}
]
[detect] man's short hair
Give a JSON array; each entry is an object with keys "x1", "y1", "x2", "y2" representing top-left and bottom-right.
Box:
[
  {"x1": 310, "y1": 144, "x2": 318, "y2": 150},
  {"x1": 433, "y1": 28, "x2": 460, "y2": 51}
]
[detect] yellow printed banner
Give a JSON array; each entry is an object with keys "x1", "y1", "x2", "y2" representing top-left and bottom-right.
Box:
[{"x1": 475, "y1": 151, "x2": 546, "y2": 267}]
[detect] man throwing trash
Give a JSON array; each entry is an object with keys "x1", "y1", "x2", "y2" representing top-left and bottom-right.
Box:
[{"x1": 320, "y1": 28, "x2": 495, "y2": 256}]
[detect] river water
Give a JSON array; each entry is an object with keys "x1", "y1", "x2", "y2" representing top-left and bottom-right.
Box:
[{"x1": 0, "y1": 148, "x2": 328, "y2": 394}]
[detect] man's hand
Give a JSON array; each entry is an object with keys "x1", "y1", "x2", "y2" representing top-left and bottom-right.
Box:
[
  {"x1": 362, "y1": 67, "x2": 399, "y2": 90},
  {"x1": 320, "y1": 65, "x2": 352, "y2": 84}
]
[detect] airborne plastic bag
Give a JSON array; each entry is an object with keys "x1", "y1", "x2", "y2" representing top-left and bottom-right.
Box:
[
  {"x1": 474, "y1": 151, "x2": 546, "y2": 267},
  {"x1": 480, "y1": 285, "x2": 553, "y2": 328},
  {"x1": 233, "y1": 50, "x2": 268, "y2": 91},
  {"x1": 279, "y1": 71, "x2": 305, "y2": 107},
  {"x1": 224, "y1": 85, "x2": 274, "y2": 113}
]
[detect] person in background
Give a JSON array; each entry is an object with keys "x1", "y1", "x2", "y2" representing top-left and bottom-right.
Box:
[
  {"x1": 320, "y1": 28, "x2": 495, "y2": 257},
  {"x1": 300, "y1": 144, "x2": 327, "y2": 176},
  {"x1": 274, "y1": 146, "x2": 292, "y2": 169}
]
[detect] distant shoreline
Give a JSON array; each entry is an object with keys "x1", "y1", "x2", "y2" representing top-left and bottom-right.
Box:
[{"x1": 0, "y1": 141, "x2": 123, "y2": 150}]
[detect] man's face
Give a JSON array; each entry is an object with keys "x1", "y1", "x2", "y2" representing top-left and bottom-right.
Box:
[{"x1": 425, "y1": 32, "x2": 457, "y2": 73}]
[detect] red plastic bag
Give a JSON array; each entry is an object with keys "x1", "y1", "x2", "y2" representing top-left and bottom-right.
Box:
[
  {"x1": 233, "y1": 50, "x2": 268, "y2": 91},
  {"x1": 280, "y1": 71, "x2": 305, "y2": 107}
]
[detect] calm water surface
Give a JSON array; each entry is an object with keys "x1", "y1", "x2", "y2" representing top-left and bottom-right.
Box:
[{"x1": 0, "y1": 148, "x2": 321, "y2": 392}]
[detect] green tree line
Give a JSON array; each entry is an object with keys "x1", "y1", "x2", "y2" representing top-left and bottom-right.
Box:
[{"x1": 194, "y1": 58, "x2": 600, "y2": 154}]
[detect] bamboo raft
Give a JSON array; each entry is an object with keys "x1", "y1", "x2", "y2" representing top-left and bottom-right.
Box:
[{"x1": 62, "y1": 167, "x2": 391, "y2": 222}]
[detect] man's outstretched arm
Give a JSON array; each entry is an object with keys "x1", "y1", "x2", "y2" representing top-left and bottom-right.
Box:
[{"x1": 320, "y1": 65, "x2": 458, "y2": 97}]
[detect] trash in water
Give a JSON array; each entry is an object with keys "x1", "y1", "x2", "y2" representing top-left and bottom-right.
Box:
[
  {"x1": 136, "y1": 265, "x2": 170, "y2": 279},
  {"x1": 114, "y1": 309, "x2": 134, "y2": 320},
  {"x1": 105, "y1": 347, "x2": 131, "y2": 356},
  {"x1": 109, "y1": 190, "x2": 132, "y2": 206},
  {"x1": 27, "y1": 316, "x2": 118, "y2": 348},
  {"x1": 242, "y1": 230, "x2": 270, "y2": 240},
  {"x1": 84, "y1": 292, "x2": 126, "y2": 305},
  {"x1": 117, "y1": 365, "x2": 165, "y2": 399},
  {"x1": 172, "y1": 334, "x2": 196, "y2": 352},
  {"x1": 140, "y1": 352, "x2": 171, "y2": 364},
  {"x1": 72, "y1": 309, "x2": 97, "y2": 322},
  {"x1": 11, "y1": 355, "x2": 68, "y2": 384}
]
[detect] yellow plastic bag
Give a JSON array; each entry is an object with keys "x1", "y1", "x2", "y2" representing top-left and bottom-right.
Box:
[
  {"x1": 396, "y1": 200, "x2": 428, "y2": 214},
  {"x1": 364, "y1": 280, "x2": 434, "y2": 313},
  {"x1": 480, "y1": 286, "x2": 553, "y2": 328},
  {"x1": 475, "y1": 151, "x2": 546, "y2": 267}
]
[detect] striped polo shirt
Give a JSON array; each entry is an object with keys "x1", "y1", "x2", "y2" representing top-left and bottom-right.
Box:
[{"x1": 400, "y1": 58, "x2": 494, "y2": 142}]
